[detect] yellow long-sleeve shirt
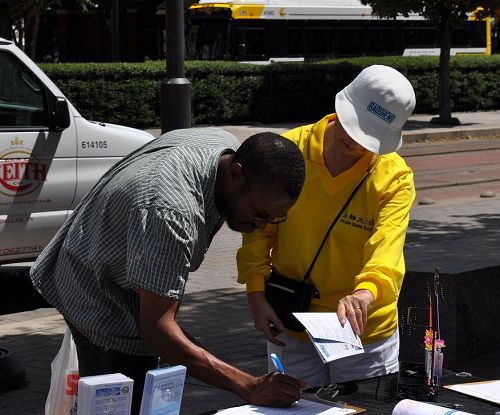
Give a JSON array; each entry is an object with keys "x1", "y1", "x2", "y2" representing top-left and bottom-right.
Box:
[{"x1": 237, "y1": 114, "x2": 416, "y2": 344}]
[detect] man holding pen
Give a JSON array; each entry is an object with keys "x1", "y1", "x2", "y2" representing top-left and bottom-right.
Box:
[{"x1": 31, "y1": 128, "x2": 306, "y2": 413}]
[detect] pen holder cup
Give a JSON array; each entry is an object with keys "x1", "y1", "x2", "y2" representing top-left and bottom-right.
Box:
[
  {"x1": 425, "y1": 349, "x2": 444, "y2": 384},
  {"x1": 397, "y1": 362, "x2": 439, "y2": 402}
]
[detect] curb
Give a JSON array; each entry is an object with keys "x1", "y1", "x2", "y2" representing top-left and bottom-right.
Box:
[{"x1": 403, "y1": 127, "x2": 500, "y2": 144}]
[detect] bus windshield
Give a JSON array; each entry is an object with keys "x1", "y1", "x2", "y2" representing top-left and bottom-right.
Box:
[{"x1": 186, "y1": 19, "x2": 232, "y2": 60}]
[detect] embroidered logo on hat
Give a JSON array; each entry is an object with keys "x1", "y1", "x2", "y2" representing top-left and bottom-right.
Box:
[
  {"x1": 367, "y1": 101, "x2": 396, "y2": 124},
  {"x1": 335, "y1": 65, "x2": 416, "y2": 154}
]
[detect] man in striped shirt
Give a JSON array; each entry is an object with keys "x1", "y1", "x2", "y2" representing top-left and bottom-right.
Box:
[{"x1": 31, "y1": 128, "x2": 306, "y2": 413}]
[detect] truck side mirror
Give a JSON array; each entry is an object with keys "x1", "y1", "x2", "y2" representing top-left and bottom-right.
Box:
[{"x1": 49, "y1": 96, "x2": 70, "y2": 131}]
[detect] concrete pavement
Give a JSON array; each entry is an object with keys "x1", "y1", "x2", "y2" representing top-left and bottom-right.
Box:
[
  {"x1": 147, "y1": 110, "x2": 500, "y2": 143},
  {"x1": 1, "y1": 111, "x2": 500, "y2": 415}
]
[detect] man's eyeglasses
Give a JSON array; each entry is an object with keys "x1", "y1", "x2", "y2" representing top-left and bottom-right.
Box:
[
  {"x1": 242, "y1": 166, "x2": 288, "y2": 225},
  {"x1": 253, "y1": 213, "x2": 288, "y2": 225}
]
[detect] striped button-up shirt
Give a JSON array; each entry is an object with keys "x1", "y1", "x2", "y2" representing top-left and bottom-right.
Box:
[{"x1": 31, "y1": 128, "x2": 239, "y2": 355}]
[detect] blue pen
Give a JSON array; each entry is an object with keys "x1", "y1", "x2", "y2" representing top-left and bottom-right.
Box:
[{"x1": 270, "y1": 353, "x2": 285, "y2": 374}]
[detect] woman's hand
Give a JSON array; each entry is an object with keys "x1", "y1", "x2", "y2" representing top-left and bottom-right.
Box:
[{"x1": 336, "y1": 289, "x2": 374, "y2": 336}]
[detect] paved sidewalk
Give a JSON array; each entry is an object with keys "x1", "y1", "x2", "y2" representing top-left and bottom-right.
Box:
[
  {"x1": 146, "y1": 110, "x2": 500, "y2": 143},
  {"x1": 1, "y1": 111, "x2": 500, "y2": 415}
]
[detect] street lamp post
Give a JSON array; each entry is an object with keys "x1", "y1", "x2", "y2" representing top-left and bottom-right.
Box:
[
  {"x1": 161, "y1": 0, "x2": 191, "y2": 133},
  {"x1": 111, "y1": 0, "x2": 120, "y2": 61}
]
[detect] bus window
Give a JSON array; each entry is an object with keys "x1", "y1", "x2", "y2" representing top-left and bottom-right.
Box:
[
  {"x1": 186, "y1": 20, "x2": 231, "y2": 60},
  {"x1": 287, "y1": 27, "x2": 302, "y2": 56},
  {"x1": 368, "y1": 27, "x2": 397, "y2": 55},
  {"x1": 305, "y1": 27, "x2": 333, "y2": 55},
  {"x1": 235, "y1": 27, "x2": 266, "y2": 58},
  {"x1": 468, "y1": 21, "x2": 487, "y2": 47},
  {"x1": 266, "y1": 21, "x2": 287, "y2": 58},
  {"x1": 451, "y1": 22, "x2": 485, "y2": 47},
  {"x1": 403, "y1": 23, "x2": 437, "y2": 47},
  {"x1": 336, "y1": 26, "x2": 366, "y2": 56},
  {"x1": 452, "y1": 26, "x2": 471, "y2": 46}
]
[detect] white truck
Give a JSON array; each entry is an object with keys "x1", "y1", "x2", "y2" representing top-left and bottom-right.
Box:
[{"x1": 0, "y1": 37, "x2": 155, "y2": 264}]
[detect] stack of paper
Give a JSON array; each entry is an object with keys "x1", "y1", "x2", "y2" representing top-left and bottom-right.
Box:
[
  {"x1": 293, "y1": 313, "x2": 364, "y2": 363},
  {"x1": 139, "y1": 365, "x2": 187, "y2": 415},
  {"x1": 77, "y1": 373, "x2": 134, "y2": 415}
]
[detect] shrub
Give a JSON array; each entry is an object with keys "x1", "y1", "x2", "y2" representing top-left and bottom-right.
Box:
[{"x1": 40, "y1": 55, "x2": 500, "y2": 128}]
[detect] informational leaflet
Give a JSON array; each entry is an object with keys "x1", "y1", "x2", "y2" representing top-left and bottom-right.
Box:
[
  {"x1": 77, "y1": 373, "x2": 134, "y2": 415},
  {"x1": 293, "y1": 313, "x2": 364, "y2": 363},
  {"x1": 139, "y1": 365, "x2": 187, "y2": 415},
  {"x1": 216, "y1": 399, "x2": 356, "y2": 414}
]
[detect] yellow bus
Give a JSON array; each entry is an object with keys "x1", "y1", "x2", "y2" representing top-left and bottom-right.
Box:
[{"x1": 185, "y1": 0, "x2": 490, "y2": 62}]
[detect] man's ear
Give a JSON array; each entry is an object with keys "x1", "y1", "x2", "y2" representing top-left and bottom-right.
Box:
[{"x1": 230, "y1": 162, "x2": 244, "y2": 181}]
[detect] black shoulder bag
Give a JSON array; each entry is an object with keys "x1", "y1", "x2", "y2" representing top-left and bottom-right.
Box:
[{"x1": 264, "y1": 166, "x2": 375, "y2": 332}]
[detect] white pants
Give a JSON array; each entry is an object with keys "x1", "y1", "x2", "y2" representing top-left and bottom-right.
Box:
[{"x1": 267, "y1": 329, "x2": 400, "y2": 388}]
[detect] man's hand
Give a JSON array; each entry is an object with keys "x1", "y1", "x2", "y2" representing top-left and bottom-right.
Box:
[
  {"x1": 247, "y1": 291, "x2": 285, "y2": 346},
  {"x1": 336, "y1": 289, "x2": 374, "y2": 336},
  {"x1": 245, "y1": 372, "x2": 305, "y2": 407}
]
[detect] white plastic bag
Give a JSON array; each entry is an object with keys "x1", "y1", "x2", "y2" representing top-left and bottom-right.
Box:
[{"x1": 45, "y1": 327, "x2": 79, "y2": 415}]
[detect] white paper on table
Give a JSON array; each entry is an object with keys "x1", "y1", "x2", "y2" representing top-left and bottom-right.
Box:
[
  {"x1": 216, "y1": 399, "x2": 355, "y2": 415},
  {"x1": 293, "y1": 313, "x2": 364, "y2": 363},
  {"x1": 444, "y1": 379, "x2": 500, "y2": 405}
]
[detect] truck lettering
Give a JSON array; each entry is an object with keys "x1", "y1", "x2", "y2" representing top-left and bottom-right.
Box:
[
  {"x1": 1, "y1": 160, "x2": 47, "y2": 182},
  {"x1": 1, "y1": 245, "x2": 43, "y2": 255},
  {"x1": 0, "y1": 153, "x2": 48, "y2": 197},
  {"x1": 0, "y1": 217, "x2": 33, "y2": 224},
  {"x1": 81, "y1": 140, "x2": 108, "y2": 149}
]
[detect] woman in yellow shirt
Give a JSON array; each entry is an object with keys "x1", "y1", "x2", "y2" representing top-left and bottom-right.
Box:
[{"x1": 237, "y1": 65, "x2": 416, "y2": 388}]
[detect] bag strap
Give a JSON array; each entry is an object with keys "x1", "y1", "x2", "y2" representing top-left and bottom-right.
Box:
[{"x1": 303, "y1": 156, "x2": 379, "y2": 282}]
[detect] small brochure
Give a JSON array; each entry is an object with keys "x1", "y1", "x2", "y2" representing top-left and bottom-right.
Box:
[
  {"x1": 293, "y1": 312, "x2": 364, "y2": 363},
  {"x1": 77, "y1": 373, "x2": 134, "y2": 415},
  {"x1": 139, "y1": 365, "x2": 187, "y2": 415}
]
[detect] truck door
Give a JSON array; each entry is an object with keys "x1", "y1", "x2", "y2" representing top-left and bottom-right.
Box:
[{"x1": 0, "y1": 49, "x2": 77, "y2": 261}]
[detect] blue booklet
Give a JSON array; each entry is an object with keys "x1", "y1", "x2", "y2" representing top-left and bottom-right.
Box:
[{"x1": 139, "y1": 365, "x2": 187, "y2": 415}]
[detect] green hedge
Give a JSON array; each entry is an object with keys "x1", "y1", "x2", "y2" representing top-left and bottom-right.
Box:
[{"x1": 40, "y1": 55, "x2": 500, "y2": 128}]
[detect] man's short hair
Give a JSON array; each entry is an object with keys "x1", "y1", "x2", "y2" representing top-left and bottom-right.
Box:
[{"x1": 233, "y1": 132, "x2": 305, "y2": 199}]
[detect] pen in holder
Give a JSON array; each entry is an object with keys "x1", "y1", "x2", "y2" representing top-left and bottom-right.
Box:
[
  {"x1": 398, "y1": 267, "x2": 445, "y2": 402},
  {"x1": 424, "y1": 268, "x2": 445, "y2": 387}
]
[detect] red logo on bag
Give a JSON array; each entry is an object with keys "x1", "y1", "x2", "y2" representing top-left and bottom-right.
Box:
[{"x1": 65, "y1": 373, "x2": 79, "y2": 396}]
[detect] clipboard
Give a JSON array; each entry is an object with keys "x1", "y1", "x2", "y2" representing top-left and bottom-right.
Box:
[
  {"x1": 302, "y1": 392, "x2": 366, "y2": 414},
  {"x1": 342, "y1": 403, "x2": 366, "y2": 414}
]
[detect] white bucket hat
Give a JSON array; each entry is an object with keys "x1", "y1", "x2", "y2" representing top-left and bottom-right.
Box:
[{"x1": 335, "y1": 65, "x2": 416, "y2": 155}]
